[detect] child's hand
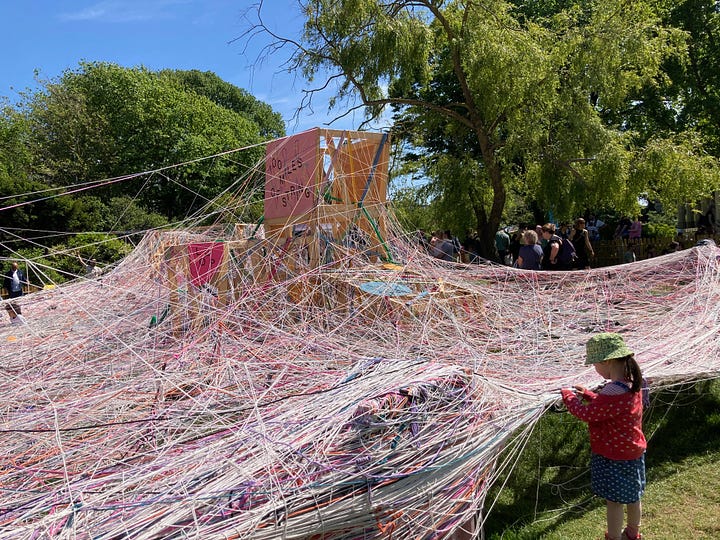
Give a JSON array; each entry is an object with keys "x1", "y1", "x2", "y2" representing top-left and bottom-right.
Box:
[{"x1": 573, "y1": 385, "x2": 587, "y2": 394}]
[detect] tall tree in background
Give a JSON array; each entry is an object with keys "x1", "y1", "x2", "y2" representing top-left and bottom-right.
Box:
[
  {"x1": 248, "y1": 0, "x2": 720, "y2": 257},
  {"x1": 1, "y1": 63, "x2": 286, "y2": 263},
  {"x1": 0, "y1": 105, "x2": 34, "y2": 234},
  {"x1": 617, "y1": 0, "x2": 720, "y2": 147},
  {"x1": 671, "y1": 0, "x2": 720, "y2": 154},
  {"x1": 18, "y1": 62, "x2": 284, "y2": 222},
  {"x1": 159, "y1": 69, "x2": 285, "y2": 140}
]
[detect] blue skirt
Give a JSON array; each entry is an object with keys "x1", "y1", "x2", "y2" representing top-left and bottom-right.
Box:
[{"x1": 590, "y1": 453, "x2": 646, "y2": 504}]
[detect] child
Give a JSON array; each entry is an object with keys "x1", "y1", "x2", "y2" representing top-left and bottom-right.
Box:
[
  {"x1": 561, "y1": 333, "x2": 647, "y2": 540},
  {"x1": 5, "y1": 303, "x2": 27, "y2": 325}
]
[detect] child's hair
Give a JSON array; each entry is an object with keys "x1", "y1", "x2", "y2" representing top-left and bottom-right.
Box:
[
  {"x1": 615, "y1": 354, "x2": 643, "y2": 392},
  {"x1": 5, "y1": 303, "x2": 21, "y2": 315}
]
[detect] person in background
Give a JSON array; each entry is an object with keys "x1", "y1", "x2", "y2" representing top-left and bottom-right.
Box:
[
  {"x1": 5, "y1": 303, "x2": 27, "y2": 325},
  {"x1": 558, "y1": 222, "x2": 573, "y2": 240},
  {"x1": 415, "y1": 229, "x2": 430, "y2": 252},
  {"x1": 509, "y1": 225, "x2": 526, "y2": 264},
  {"x1": 587, "y1": 215, "x2": 606, "y2": 242},
  {"x1": 76, "y1": 252, "x2": 104, "y2": 279},
  {"x1": 429, "y1": 231, "x2": 456, "y2": 262},
  {"x1": 446, "y1": 230, "x2": 462, "y2": 261},
  {"x1": 561, "y1": 333, "x2": 648, "y2": 540},
  {"x1": 535, "y1": 224, "x2": 546, "y2": 247},
  {"x1": 462, "y1": 230, "x2": 481, "y2": 263},
  {"x1": 540, "y1": 223, "x2": 562, "y2": 270},
  {"x1": 628, "y1": 217, "x2": 643, "y2": 242},
  {"x1": 515, "y1": 229, "x2": 543, "y2": 270},
  {"x1": 3, "y1": 261, "x2": 26, "y2": 298},
  {"x1": 569, "y1": 218, "x2": 595, "y2": 269},
  {"x1": 495, "y1": 227, "x2": 511, "y2": 265},
  {"x1": 623, "y1": 244, "x2": 637, "y2": 264},
  {"x1": 614, "y1": 217, "x2": 631, "y2": 240},
  {"x1": 696, "y1": 203, "x2": 715, "y2": 235}
]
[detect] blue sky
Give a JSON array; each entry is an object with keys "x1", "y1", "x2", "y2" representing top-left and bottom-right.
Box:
[{"x1": 0, "y1": 1, "x2": 368, "y2": 135}]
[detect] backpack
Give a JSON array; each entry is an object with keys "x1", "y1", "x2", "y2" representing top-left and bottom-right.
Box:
[{"x1": 557, "y1": 237, "x2": 578, "y2": 265}]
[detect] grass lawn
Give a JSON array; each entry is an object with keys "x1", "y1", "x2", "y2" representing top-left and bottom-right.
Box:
[{"x1": 483, "y1": 380, "x2": 720, "y2": 540}]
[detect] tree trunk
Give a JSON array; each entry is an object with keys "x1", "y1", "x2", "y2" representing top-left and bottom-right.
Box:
[{"x1": 472, "y1": 135, "x2": 507, "y2": 261}]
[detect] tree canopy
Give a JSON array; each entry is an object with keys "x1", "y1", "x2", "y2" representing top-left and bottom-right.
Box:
[
  {"x1": 249, "y1": 0, "x2": 720, "y2": 256},
  {"x1": 0, "y1": 62, "x2": 285, "y2": 271},
  {"x1": 20, "y1": 62, "x2": 281, "y2": 219}
]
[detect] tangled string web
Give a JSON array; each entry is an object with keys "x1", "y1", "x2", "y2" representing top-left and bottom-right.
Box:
[{"x1": 1, "y1": 132, "x2": 719, "y2": 539}]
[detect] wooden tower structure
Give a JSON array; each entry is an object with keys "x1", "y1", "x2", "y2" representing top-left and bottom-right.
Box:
[{"x1": 262, "y1": 128, "x2": 391, "y2": 267}]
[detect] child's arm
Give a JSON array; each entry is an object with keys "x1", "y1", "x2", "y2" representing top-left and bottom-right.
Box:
[
  {"x1": 561, "y1": 388, "x2": 631, "y2": 422},
  {"x1": 572, "y1": 385, "x2": 598, "y2": 401},
  {"x1": 560, "y1": 386, "x2": 598, "y2": 408},
  {"x1": 561, "y1": 388, "x2": 585, "y2": 405}
]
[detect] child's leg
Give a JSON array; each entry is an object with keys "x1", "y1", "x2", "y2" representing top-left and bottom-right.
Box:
[
  {"x1": 624, "y1": 501, "x2": 642, "y2": 537},
  {"x1": 606, "y1": 500, "x2": 624, "y2": 539}
]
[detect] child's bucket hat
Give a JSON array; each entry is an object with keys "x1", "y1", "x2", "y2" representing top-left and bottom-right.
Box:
[{"x1": 585, "y1": 332, "x2": 634, "y2": 365}]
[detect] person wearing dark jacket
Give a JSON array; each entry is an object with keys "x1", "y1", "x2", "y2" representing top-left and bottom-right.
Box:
[{"x1": 3, "y1": 261, "x2": 27, "y2": 298}]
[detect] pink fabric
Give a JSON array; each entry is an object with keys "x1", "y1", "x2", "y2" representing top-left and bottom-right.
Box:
[{"x1": 188, "y1": 243, "x2": 224, "y2": 287}]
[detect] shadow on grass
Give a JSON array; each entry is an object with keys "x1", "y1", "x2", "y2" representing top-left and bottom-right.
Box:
[
  {"x1": 643, "y1": 380, "x2": 720, "y2": 472},
  {"x1": 482, "y1": 380, "x2": 720, "y2": 539}
]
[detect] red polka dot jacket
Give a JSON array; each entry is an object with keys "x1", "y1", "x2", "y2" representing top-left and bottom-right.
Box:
[{"x1": 561, "y1": 386, "x2": 646, "y2": 460}]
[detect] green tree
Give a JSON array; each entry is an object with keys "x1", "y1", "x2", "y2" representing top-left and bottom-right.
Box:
[
  {"x1": 158, "y1": 69, "x2": 285, "y2": 140},
  {"x1": 0, "y1": 105, "x2": 34, "y2": 233},
  {"x1": 66, "y1": 232, "x2": 132, "y2": 266},
  {"x1": 3, "y1": 231, "x2": 132, "y2": 288},
  {"x1": 104, "y1": 196, "x2": 168, "y2": 232},
  {"x1": 668, "y1": 0, "x2": 720, "y2": 154},
  {"x1": 389, "y1": 185, "x2": 432, "y2": 233},
  {"x1": 616, "y1": 0, "x2": 720, "y2": 152},
  {"x1": 247, "y1": 0, "x2": 719, "y2": 257},
  {"x1": 2, "y1": 63, "x2": 284, "y2": 260},
  {"x1": 0, "y1": 105, "x2": 74, "y2": 254},
  {"x1": 19, "y1": 62, "x2": 282, "y2": 220}
]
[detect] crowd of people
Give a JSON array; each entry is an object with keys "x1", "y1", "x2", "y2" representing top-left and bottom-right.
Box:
[
  {"x1": 417, "y1": 221, "x2": 595, "y2": 269},
  {"x1": 414, "y1": 229, "x2": 463, "y2": 263},
  {"x1": 416, "y1": 213, "x2": 707, "y2": 271},
  {"x1": 471, "y1": 218, "x2": 598, "y2": 270},
  {"x1": 415, "y1": 219, "x2": 595, "y2": 269}
]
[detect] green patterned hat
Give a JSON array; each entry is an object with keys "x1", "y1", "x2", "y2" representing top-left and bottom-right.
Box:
[{"x1": 585, "y1": 333, "x2": 634, "y2": 365}]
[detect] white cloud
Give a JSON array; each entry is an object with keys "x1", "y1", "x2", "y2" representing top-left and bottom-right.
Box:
[{"x1": 59, "y1": 0, "x2": 193, "y2": 23}]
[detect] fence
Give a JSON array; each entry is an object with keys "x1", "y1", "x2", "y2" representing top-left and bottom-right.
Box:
[{"x1": 592, "y1": 230, "x2": 719, "y2": 268}]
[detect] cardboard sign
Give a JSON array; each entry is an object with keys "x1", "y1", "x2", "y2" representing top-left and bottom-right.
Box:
[
  {"x1": 188, "y1": 243, "x2": 224, "y2": 287},
  {"x1": 265, "y1": 129, "x2": 319, "y2": 220}
]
